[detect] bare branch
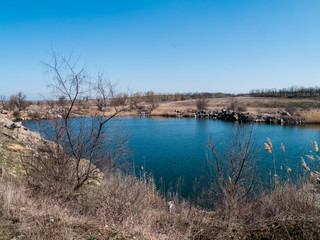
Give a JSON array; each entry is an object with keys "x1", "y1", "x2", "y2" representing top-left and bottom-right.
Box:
[{"x1": 22, "y1": 51, "x2": 135, "y2": 194}]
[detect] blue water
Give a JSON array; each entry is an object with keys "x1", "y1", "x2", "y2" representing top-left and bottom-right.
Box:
[{"x1": 23, "y1": 117, "x2": 320, "y2": 198}]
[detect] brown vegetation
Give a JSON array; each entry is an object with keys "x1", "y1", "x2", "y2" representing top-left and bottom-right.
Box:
[
  {"x1": 196, "y1": 97, "x2": 209, "y2": 111},
  {"x1": 301, "y1": 109, "x2": 320, "y2": 124}
]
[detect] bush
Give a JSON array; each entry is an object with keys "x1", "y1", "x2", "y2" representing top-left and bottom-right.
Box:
[
  {"x1": 196, "y1": 97, "x2": 209, "y2": 111},
  {"x1": 12, "y1": 110, "x2": 21, "y2": 119},
  {"x1": 237, "y1": 106, "x2": 247, "y2": 112},
  {"x1": 28, "y1": 112, "x2": 41, "y2": 120},
  {"x1": 228, "y1": 99, "x2": 247, "y2": 112}
]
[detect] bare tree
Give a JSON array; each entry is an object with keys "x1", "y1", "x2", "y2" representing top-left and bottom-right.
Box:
[
  {"x1": 94, "y1": 75, "x2": 108, "y2": 112},
  {"x1": 196, "y1": 97, "x2": 208, "y2": 111},
  {"x1": 205, "y1": 125, "x2": 258, "y2": 223},
  {"x1": 57, "y1": 96, "x2": 67, "y2": 108},
  {"x1": 9, "y1": 92, "x2": 27, "y2": 109},
  {"x1": 23, "y1": 52, "x2": 137, "y2": 194},
  {"x1": 145, "y1": 91, "x2": 159, "y2": 113},
  {"x1": 0, "y1": 95, "x2": 8, "y2": 109}
]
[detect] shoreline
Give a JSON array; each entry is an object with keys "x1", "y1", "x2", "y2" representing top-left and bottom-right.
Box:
[
  {"x1": 1, "y1": 109, "x2": 306, "y2": 126},
  {"x1": 3, "y1": 95, "x2": 320, "y2": 125}
]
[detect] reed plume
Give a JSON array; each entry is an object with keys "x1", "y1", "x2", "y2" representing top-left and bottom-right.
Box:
[
  {"x1": 264, "y1": 143, "x2": 272, "y2": 154},
  {"x1": 267, "y1": 138, "x2": 273, "y2": 148},
  {"x1": 306, "y1": 155, "x2": 315, "y2": 161},
  {"x1": 302, "y1": 157, "x2": 310, "y2": 171},
  {"x1": 311, "y1": 140, "x2": 319, "y2": 152},
  {"x1": 280, "y1": 143, "x2": 285, "y2": 152},
  {"x1": 265, "y1": 138, "x2": 277, "y2": 186}
]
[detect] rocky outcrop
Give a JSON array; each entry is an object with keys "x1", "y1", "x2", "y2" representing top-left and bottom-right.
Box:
[
  {"x1": 0, "y1": 117, "x2": 41, "y2": 144},
  {"x1": 195, "y1": 110, "x2": 302, "y2": 125},
  {"x1": 5, "y1": 121, "x2": 22, "y2": 129}
]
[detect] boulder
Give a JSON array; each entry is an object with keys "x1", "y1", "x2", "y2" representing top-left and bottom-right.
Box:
[
  {"x1": 5, "y1": 121, "x2": 22, "y2": 129},
  {"x1": 281, "y1": 111, "x2": 291, "y2": 116}
]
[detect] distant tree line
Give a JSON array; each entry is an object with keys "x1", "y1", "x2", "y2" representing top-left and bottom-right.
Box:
[
  {"x1": 249, "y1": 86, "x2": 320, "y2": 98},
  {"x1": 0, "y1": 91, "x2": 234, "y2": 112},
  {"x1": 134, "y1": 91, "x2": 234, "y2": 103}
]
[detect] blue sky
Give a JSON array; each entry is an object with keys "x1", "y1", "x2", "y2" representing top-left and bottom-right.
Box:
[{"x1": 1, "y1": 0, "x2": 320, "y2": 100}]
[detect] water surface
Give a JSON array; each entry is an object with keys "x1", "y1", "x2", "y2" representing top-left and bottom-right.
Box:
[{"x1": 24, "y1": 117, "x2": 320, "y2": 198}]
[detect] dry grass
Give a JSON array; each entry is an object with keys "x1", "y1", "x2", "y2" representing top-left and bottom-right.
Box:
[
  {"x1": 6, "y1": 143, "x2": 29, "y2": 153},
  {"x1": 0, "y1": 168, "x2": 219, "y2": 239},
  {"x1": 302, "y1": 109, "x2": 320, "y2": 124},
  {"x1": 217, "y1": 180, "x2": 319, "y2": 225},
  {"x1": 64, "y1": 170, "x2": 220, "y2": 239},
  {"x1": 147, "y1": 96, "x2": 320, "y2": 119},
  {"x1": 0, "y1": 175, "x2": 80, "y2": 240},
  {"x1": 1, "y1": 163, "x2": 320, "y2": 239}
]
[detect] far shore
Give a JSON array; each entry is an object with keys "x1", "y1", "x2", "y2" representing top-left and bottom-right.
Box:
[{"x1": 2, "y1": 96, "x2": 320, "y2": 125}]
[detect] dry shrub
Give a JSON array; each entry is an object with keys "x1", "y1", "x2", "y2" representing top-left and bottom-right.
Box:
[
  {"x1": 219, "y1": 180, "x2": 318, "y2": 226},
  {"x1": 205, "y1": 125, "x2": 258, "y2": 224},
  {"x1": 237, "y1": 105, "x2": 247, "y2": 112},
  {"x1": 227, "y1": 99, "x2": 247, "y2": 112},
  {"x1": 255, "y1": 181, "x2": 318, "y2": 223},
  {"x1": 12, "y1": 110, "x2": 21, "y2": 119},
  {"x1": 22, "y1": 141, "x2": 80, "y2": 195},
  {"x1": 227, "y1": 99, "x2": 238, "y2": 111},
  {"x1": 196, "y1": 97, "x2": 209, "y2": 111},
  {"x1": 204, "y1": 179, "x2": 320, "y2": 240},
  {"x1": 27, "y1": 111, "x2": 41, "y2": 120}
]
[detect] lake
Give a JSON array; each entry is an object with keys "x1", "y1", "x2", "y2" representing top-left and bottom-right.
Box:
[{"x1": 23, "y1": 117, "x2": 320, "y2": 198}]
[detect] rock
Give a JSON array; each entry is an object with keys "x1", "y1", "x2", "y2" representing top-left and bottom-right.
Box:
[
  {"x1": 14, "y1": 122, "x2": 22, "y2": 128},
  {"x1": 5, "y1": 122, "x2": 15, "y2": 129},
  {"x1": 195, "y1": 109, "x2": 301, "y2": 125},
  {"x1": 281, "y1": 111, "x2": 291, "y2": 116},
  {"x1": 5, "y1": 121, "x2": 22, "y2": 129},
  {"x1": 265, "y1": 116, "x2": 277, "y2": 124},
  {"x1": 231, "y1": 113, "x2": 239, "y2": 121}
]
